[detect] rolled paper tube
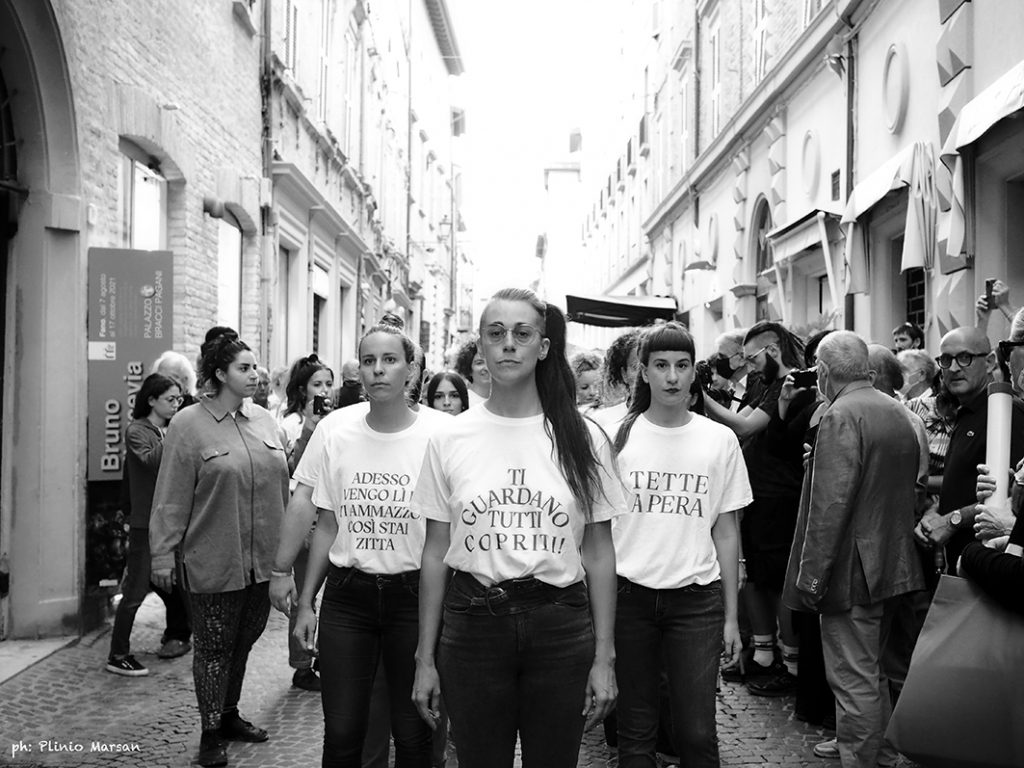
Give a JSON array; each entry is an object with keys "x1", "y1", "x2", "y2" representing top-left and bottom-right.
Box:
[{"x1": 985, "y1": 382, "x2": 1014, "y2": 548}]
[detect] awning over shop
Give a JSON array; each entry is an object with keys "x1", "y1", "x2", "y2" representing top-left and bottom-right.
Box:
[
  {"x1": 767, "y1": 210, "x2": 843, "y2": 324},
  {"x1": 940, "y1": 58, "x2": 1024, "y2": 260},
  {"x1": 565, "y1": 294, "x2": 677, "y2": 327},
  {"x1": 841, "y1": 140, "x2": 938, "y2": 293}
]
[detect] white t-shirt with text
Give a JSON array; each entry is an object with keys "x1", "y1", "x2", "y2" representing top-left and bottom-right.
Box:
[
  {"x1": 411, "y1": 406, "x2": 626, "y2": 587},
  {"x1": 613, "y1": 413, "x2": 752, "y2": 589},
  {"x1": 292, "y1": 402, "x2": 371, "y2": 489},
  {"x1": 309, "y1": 405, "x2": 445, "y2": 574}
]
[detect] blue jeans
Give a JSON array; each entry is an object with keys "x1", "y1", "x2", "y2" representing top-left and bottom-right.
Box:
[
  {"x1": 437, "y1": 571, "x2": 595, "y2": 768},
  {"x1": 615, "y1": 578, "x2": 724, "y2": 768},
  {"x1": 318, "y1": 565, "x2": 431, "y2": 768}
]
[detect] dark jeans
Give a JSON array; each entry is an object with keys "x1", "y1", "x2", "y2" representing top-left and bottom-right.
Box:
[
  {"x1": 615, "y1": 578, "x2": 724, "y2": 768},
  {"x1": 437, "y1": 571, "x2": 595, "y2": 768},
  {"x1": 190, "y1": 581, "x2": 271, "y2": 732},
  {"x1": 109, "y1": 527, "x2": 191, "y2": 658},
  {"x1": 318, "y1": 565, "x2": 430, "y2": 768}
]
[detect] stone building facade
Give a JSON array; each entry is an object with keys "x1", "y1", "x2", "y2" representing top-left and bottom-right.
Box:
[
  {"x1": 575, "y1": 0, "x2": 1024, "y2": 354},
  {"x1": 0, "y1": 0, "x2": 466, "y2": 639}
]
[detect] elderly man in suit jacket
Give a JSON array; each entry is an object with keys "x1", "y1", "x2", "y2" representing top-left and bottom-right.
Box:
[{"x1": 784, "y1": 331, "x2": 924, "y2": 768}]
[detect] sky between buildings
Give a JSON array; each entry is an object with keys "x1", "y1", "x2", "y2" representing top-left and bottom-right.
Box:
[{"x1": 448, "y1": 0, "x2": 623, "y2": 309}]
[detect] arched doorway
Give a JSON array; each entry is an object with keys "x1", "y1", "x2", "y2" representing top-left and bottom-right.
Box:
[
  {"x1": 0, "y1": 66, "x2": 15, "y2": 519},
  {"x1": 0, "y1": 0, "x2": 84, "y2": 639}
]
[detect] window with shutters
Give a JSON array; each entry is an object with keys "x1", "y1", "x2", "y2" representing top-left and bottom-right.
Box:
[
  {"x1": 803, "y1": 0, "x2": 824, "y2": 27},
  {"x1": 316, "y1": 0, "x2": 330, "y2": 123},
  {"x1": 284, "y1": 0, "x2": 299, "y2": 72},
  {"x1": 708, "y1": 10, "x2": 721, "y2": 137},
  {"x1": 217, "y1": 213, "x2": 243, "y2": 331},
  {"x1": 753, "y1": 0, "x2": 770, "y2": 85},
  {"x1": 118, "y1": 139, "x2": 167, "y2": 250}
]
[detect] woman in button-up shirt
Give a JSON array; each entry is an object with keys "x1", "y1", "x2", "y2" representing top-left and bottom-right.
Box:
[{"x1": 151, "y1": 333, "x2": 289, "y2": 767}]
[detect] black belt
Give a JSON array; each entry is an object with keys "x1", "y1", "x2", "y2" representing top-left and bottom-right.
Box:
[{"x1": 334, "y1": 565, "x2": 419, "y2": 588}]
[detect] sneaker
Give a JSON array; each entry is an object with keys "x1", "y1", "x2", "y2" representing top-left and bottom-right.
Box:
[
  {"x1": 813, "y1": 737, "x2": 840, "y2": 759},
  {"x1": 292, "y1": 667, "x2": 322, "y2": 692},
  {"x1": 105, "y1": 655, "x2": 149, "y2": 677},
  {"x1": 746, "y1": 665, "x2": 796, "y2": 697},
  {"x1": 196, "y1": 730, "x2": 228, "y2": 767},
  {"x1": 156, "y1": 638, "x2": 192, "y2": 659}
]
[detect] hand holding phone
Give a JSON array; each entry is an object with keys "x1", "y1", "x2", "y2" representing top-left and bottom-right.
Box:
[
  {"x1": 985, "y1": 278, "x2": 997, "y2": 309},
  {"x1": 312, "y1": 394, "x2": 329, "y2": 416},
  {"x1": 790, "y1": 369, "x2": 817, "y2": 389}
]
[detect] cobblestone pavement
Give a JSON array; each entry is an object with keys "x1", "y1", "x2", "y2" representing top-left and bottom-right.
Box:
[{"x1": 0, "y1": 594, "x2": 917, "y2": 767}]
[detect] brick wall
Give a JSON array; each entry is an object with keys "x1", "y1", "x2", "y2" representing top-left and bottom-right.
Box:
[{"x1": 54, "y1": 0, "x2": 265, "y2": 362}]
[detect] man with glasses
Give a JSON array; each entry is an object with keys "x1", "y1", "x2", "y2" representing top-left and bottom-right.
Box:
[
  {"x1": 704, "y1": 321, "x2": 813, "y2": 697},
  {"x1": 915, "y1": 327, "x2": 1024, "y2": 572}
]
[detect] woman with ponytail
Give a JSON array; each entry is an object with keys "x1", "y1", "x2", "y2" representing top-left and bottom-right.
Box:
[
  {"x1": 411, "y1": 288, "x2": 624, "y2": 767},
  {"x1": 292, "y1": 322, "x2": 448, "y2": 767},
  {"x1": 150, "y1": 332, "x2": 290, "y2": 767},
  {"x1": 611, "y1": 322, "x2": 751, "y2": 768}
]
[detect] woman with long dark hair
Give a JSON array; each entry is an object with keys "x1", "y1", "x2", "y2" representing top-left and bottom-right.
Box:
[
  {"x1": 106, "y1": 373, "x2": 191, "y2": 676},
  {"x1": 150, "y1": 333, "x2": 289, "y2": 767},
  {"x1": 611, "y1": 322, "x2": 750, "y2": 767},
  {"x1": 411, "y1": 287, "x2": 623, "y2": 768},
  {"x1": 425, "y1": 371, "x2": 469, "y2": 415},
  {"x1": 293, "y1": 323, "x2": 447, "y2": 768},
  {"x1": 279, "y1": 354, "x2": 334, "y2": 450}
]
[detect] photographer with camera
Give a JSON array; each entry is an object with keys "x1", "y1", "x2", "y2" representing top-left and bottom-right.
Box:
[
  {"x1": 712, "y1": 330, "x2": 764, "y2": 412},
  {"x1": 702, "y1": 321, "x2": 813, "y2": 698}
]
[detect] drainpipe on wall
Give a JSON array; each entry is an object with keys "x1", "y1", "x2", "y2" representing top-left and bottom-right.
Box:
[
  {"x1": 692, "y1": 4, "x2": 701, "y2": 159},
  {"x1": 843, "y1": 33, "x2": 857, "y2": 331},
  {"x1": 259, "y1": 0, "x2": 275, "y2": 364}
]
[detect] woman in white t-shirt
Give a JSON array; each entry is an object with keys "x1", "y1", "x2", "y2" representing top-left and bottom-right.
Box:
[
  {"x1": 411, "y1": 287, "x2": 623, "y2": 768},
  {"x1": 611, "y1": 322, "x2": 752, "y2": 768},
  {"x1": 293, "y1": 324, "x2": 447, "y2": 768}
]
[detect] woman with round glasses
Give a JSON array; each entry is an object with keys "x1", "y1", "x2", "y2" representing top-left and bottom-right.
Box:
[
  {"x1": 412, "y1": 287, "x2": 623, "y2": 768},
  {"x1": 106, "y1": 373, "x2": 191, "y2": 677},
  {"x1": 426, "y1": 371, "x2": 469, "y2": 415}
]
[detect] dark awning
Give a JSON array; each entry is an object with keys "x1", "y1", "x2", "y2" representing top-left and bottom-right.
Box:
[{"x1": 565, "y1": 294, "x2": 677, "y2": 327}]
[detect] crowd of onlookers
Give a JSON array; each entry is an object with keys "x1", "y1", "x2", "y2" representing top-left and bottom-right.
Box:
[{"x1": 104, "y1": 281, "x2": 1024, "y2": 767}]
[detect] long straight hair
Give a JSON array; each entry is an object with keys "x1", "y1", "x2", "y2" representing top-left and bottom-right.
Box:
[
  {"x1": 613, "y1": 322, "x2": 696, "y2": 454},
  {"x1": 487, "y1": 288, "x2": 605, "y2": 521}
]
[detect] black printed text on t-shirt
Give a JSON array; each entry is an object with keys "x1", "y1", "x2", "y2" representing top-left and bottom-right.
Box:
[
  {"x1": 459, "y1": 468, "x2": 570, "y2": 555},
  {"x1": 340, "y1": 471, "x2": 417, "y2": 551},
  {"x1": 628, "y1": 470, "x2": 708, "y2": 517}
]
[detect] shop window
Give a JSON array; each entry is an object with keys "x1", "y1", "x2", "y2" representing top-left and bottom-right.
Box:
[
  {"x1": 312, "y1": 264, "x2": 329, "y2": 356},
  {"x1": 905, "y1": 266, "x2": 925, "y2": 328},
  {"x1": 217, "y1": 213, "x2": 242, "y2": 330},
  {"x1": 756, "y1": 295, "x2": 770, "y2": 321},
  {"x1": 753, "y1": 200, "x2": 773, "y2": 274},
  {"x1": 312, "y1": 294, "x2": 324, "y2": 354},
  {"x1": 119, "y1": 140, "x2": 167, "y2": 250}
]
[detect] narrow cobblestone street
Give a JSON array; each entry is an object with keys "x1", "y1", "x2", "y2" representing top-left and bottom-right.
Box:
[{"x1": 0, "y1": 594, "x2": 918, "y2": 768}]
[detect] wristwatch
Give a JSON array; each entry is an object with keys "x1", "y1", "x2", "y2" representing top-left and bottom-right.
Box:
[{"x1": 949, "y1": 510, "x2": 963, "y2": 528}]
